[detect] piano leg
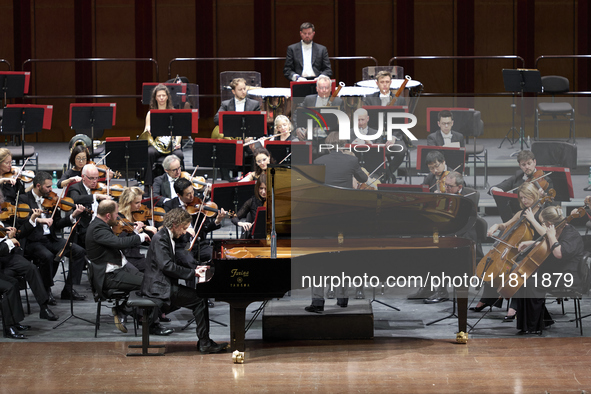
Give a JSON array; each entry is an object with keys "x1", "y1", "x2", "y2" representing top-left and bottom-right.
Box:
[
  {"x1": 457, "y1": 287, "x2": 469, "y2": 344},
  {"x1": 228, "y1": 300, "x2": 250, "y2": 363}
]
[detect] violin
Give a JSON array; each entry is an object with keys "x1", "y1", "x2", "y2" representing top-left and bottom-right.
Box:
[
  {"x1": 3, "y1": 167, "x2": 35, "y2": 183},
  {"x1": 437, "y1": 171, "x2": 450, "y2": 193},
  {"x1": 497, "y1": 207, "x2": 586, "y2": 298},
  {"x1": 475, "y1": 193, "x2": 555, "y2": 282},
  {"x1": 88, "y1": 160, "x2": 121, "y2": 179},
  {"x1": 132, "y1": 204, "x2": 165, "y2": 225},
  {"x1": 0, "y1": 202, "x2": 36, "y2": 221},
  {"x1": 180, "y1": 171, "x2": 208, "y2": 192},
  {"x1": 112, "y1": 216, "x2": 140, "y2": 236},
  {"x1": 91, "y1": 183, "x2": 125, "y2": 196}
]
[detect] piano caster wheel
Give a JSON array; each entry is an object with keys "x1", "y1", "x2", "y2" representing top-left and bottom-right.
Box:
[
  {"x1": 232, "y1": 350, "x2": 245, "y2": 364},
  {"x1": 456, "y1": 331, "x2": 468, "y2": 344}
]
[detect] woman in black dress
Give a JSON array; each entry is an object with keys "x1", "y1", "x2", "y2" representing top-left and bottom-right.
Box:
[
  {"x1": 57, "y1": 145, "x2": 89, "y2": 189},
  {"x1": 232, "y1": 174, "x2": 266, "y2": 237}
]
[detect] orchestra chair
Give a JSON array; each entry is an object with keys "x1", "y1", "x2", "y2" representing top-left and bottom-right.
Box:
[
  {"x1": 126, "y1": 291, "x2": 165, "y2": 356},
  {"x1": 361, "y1": 66, "x2": 404, "y2": 80},
  {"x1": 7, "y1": 146, "x2": 38, "y2": 172},
  {"x1": 535, "y1": 75, "x2": 575, "y2": 142},
  {"x1": 87, "y1": 262, "x2": 129, "y2": 338},
  {"x1": 531, "y1": 140, "x2": 577, "y2": 170},
  {"x1": 545, "y1": 252, "x2": 591, "y2": 336}
]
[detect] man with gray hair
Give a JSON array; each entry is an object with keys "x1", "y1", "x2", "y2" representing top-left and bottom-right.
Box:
[
  {"x1": 153, "y1": 154, "x2": 182, "y2": 206},
  {"x1": 283, "y1": 22, "x2": 332, "y2": 82}
]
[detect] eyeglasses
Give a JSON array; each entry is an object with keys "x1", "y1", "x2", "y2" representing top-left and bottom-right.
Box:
[
  {"x1": 427, "y1": 162, "x2": 442, "y2": 171},
  {"x1": 75, "y1": 157, "x2": 87, "y2": 162},
  {"x1": 440, "y1": 122, "x2": 453, "y2": 126},
  {"x1": 168, "y1": 166, "x2": 182, "y2": 172},
  {"x1": 85, "y1": 175, "x2": 99, "y2": 181},
  {"x1": 444, "y1": 184, "x2": 458, "y2": 189}
]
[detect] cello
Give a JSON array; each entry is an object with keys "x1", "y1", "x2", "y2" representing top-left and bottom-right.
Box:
[
  {"x1": 497, "y1": 207, "x2": 586, "y2": 299},
  {"x1": 475, "y1": 191, "x2": 555, "y2": 282}
]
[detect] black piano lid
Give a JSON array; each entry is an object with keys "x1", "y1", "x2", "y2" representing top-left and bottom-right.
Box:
[{"x1": 267, "y1": 165, "x2": 477, "y2": 240}]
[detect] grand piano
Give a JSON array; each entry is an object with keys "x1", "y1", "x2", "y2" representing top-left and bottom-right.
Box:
[{"x1": 197, "y1": 165, "x2": 477, "y2": 363}]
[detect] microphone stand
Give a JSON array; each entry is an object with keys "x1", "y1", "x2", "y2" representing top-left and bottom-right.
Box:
[{"x1": 53, "y1": 218, "x2": 95, "y2": 329}]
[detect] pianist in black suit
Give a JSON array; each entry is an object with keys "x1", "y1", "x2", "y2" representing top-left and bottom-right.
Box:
[{"x1": 141, "y1": 208, "x2": 227, "y2": 354}]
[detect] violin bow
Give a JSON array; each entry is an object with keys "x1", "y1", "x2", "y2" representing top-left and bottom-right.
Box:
[
  {"x1": 12, "y1": 190, "x2": 20, "y2": 228},
  {"x1": 95, "y1": 151, "x2": 110, "y2": 166},
  {"x1": 507, "y1": 172, "x2": 553, "y2": 194},
  {"x1": 150, "y1": 188, "x2": 155, "y2": 225},
  {"x1": 187, "y1": 188, "x2": 210, "y2": 251},
  {"x1": 50, "y1": 186, "x2": 67, "y2": 220},
  {"x1": 429, "y1": 163, "x2": 463, "y2": 191},
  {"x1": 15, "y1": 158, "x2": 30, "y2": 179},
  {"x1": 279, "y1": 152, "x2": 291, "y2": 165}
]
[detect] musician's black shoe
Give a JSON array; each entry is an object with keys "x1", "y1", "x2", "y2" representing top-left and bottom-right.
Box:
[
  {"x1": 503, "y1": 314, "x2": 516, "y2": 322},
  {"x1": 423, "y1": 289, "x2": 449, "y2": 304},
  {"x1": 208, "y1": 299, "x2": 215, "y2": 308},
  {"x1": 13, "y1": 324, "x2": 31, "y2": 331},
  {"x1": 304, "y1": 305, "x2": 324, "y2": 313},
  {"x1": 4, "y1": 326, "x2": 27, "y2": 339},
  {"x1": 39, "y1": 306, "x2": 59, "y2": 321},
  {"x1": 47, "y1": 290, "x2": 57, "y2": 306},
  {"x1": 198, "y1": 339, "x2": 228, "y2": 354},
  {"x1": 112, "y1": 308, "x2": 128, "y2": 333},
  {"x1": 61, "y1": 288, "x2": 87, "y2": 301},
  {"x1": 149, "y1": 324, "x2": 174, "y2": 336},
  {"x1": 407, "y1": 286, "x2": 435, "y2": 299},
  {"x1": 469, "y1": 303, "x2": 491, "y2": 312},
  {"x1": 159, "y1": 314, "x2": 171, "y2": 323},
  {"x1": 337, "y1": 298, "x2": 348, "y2": 307}
]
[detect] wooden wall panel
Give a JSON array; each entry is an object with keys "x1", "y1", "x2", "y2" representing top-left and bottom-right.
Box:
[
  {"x1": 355, "y1": 0, "x2": 394, "y2": 72},
  {"x1": 0, "y1": 0, "x2": 15, "y2": 70}
]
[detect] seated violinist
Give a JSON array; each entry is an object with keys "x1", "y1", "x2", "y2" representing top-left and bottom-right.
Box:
[
  {"x1": 0, "y1": 148, "x2": 26, "y2": 204},
  {"x1": 57, "y1": 145, "x2": 88, "y2": 189},
  {"x1": 421, "y1": 151, "x2": 449, "y2": 192},
  {"x1": 68, "y1": 164, "x2": 112, "y2": 249},
  {"x1": 0, "y1": 190, "x2": 59, "y2": 321},
  {"x1": 490, "y1": 150, "x2": 554, "y2": 195},
  {"x1": 513, "y1": 205, "x2": 585, "y2": 335},
  {"x1": 152, "y1": 155, "x2": 182, "y2": 207},
  {"x1": 163, "y1": 178, "x2": 226, "y2": 288},
  {"x1": 480, "y1": 182, "x2": 549, "y2": 320},
  {"x1": 232, "y1": 174, "x2": 266, "y2": 237},
  {"x1": 21, "y1": 171, "x2": 89, "y2": 301}
]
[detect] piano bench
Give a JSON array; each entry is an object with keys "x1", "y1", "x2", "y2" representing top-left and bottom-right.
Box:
[{"x1": 126, "y1": 292, "x2": 165, "y2": 357}]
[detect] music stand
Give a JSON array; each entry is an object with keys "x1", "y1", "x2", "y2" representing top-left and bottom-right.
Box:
[
  {"x1": 193, "y1": 138, "x2": 243, "y2": 182},
  {"x1": 0, "y1": 71, "x2": 30, "y2": 106},
  {"x1": 416, "y1": 145, "x2": 466, "y2": 174},
  {"x1": 70, "y1": 103, "x2": 116, "y2": 157},
  {"x1": 105, "y1": 140, "x2": 149, "y2": 187},
  {"x1": 150, "y1": 109, "x2": 198, "y2": 154},
  {"x1": 266, "y1": 140, "x2": 313, "y2": 165},
  {"x1": 502, "y1": 69, "x2": 543, "y2": 152},
  {"x1": 491, "y1": 190, "x2": 520, "y2": 223},
  {"x1": 537, "y1": 166, "x2": 574, "y2": 202},
  {"x1": 219, "y1": 111, "x2": 266, "y2": 140},
  {"x1": 2, "y1": 105, "x2": 51, "y2": 159},
  {"x1": 362, "y1": 105, "x2": 409, "y2": 134},
  {"x1": 210, "y1": 181, "x2": 256, "y2": 238}
]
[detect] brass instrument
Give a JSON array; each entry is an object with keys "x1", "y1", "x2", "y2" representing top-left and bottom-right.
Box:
[{"x1": 139, "y1": 131, "x2": 171, "y2": 154}]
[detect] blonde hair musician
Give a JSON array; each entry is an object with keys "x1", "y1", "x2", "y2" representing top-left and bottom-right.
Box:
[{"x1": 274, "y1": 115, "x2": 298, "y2": 142}]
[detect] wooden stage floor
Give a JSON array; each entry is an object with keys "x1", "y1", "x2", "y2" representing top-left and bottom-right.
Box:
[{"x1": 2, "y1": 337, "x2": 590, "y2": 393}]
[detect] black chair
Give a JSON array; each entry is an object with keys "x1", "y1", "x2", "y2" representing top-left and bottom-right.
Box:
[
  {"x1": 545, "y1": 252, "x2": 591, "y2": 336},
  {"x1": 87, "y1": 262, "x2": 129, "y2": 338},
  {"x1": 531, "y1": 140, "x2": 577, "y2": 170},
  {"x1": 361, "y1": 65, "x2": 404, "y2": 80},
  {"x1": 16, "y1": 276, "x2": 30, "y2": 315},
  {"x1": 535, "y1": 75, "x2": 575, "y2": 142}
]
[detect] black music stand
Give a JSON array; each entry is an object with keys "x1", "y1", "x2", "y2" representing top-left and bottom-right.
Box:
[
  {"x1": 266, "y1": 141, "x2": 313, "y2": 165},
  {"x1": 2, "y1": 106, "x2": 45, "y2": 160},
  {"x1": 70, "y1": 104, "x2": 116, "y2": 157},
  {"x1": 105, "y1": 140, "x2": 149, "y2": 187},
  {"x1": 193, "y1": 139, "x2": 241, "y2": 182},
  {"x1": 502, "y1": 69, "x2": 543, "y2": 152},
  {"x1": 0, "y1": 72, "x2": 29, "y2": 106},
  {"x1": 219, "y1": 112, "x2": 266, "y2": 141},
  {"x1": 150, "y1": 109, "x2": 196, "y2": 154},
  {"x1": 537, "y1": 166, "x2": 573, "y2": 202},
  {"x1": 491, "y1": 190, "x2": 520, "y2": 223},
  {"x1": 210, "y1": 181, "x2": 256, "y2": 238}
]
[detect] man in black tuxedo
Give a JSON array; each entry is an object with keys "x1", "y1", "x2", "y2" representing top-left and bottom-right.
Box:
[
  {"x1": 426, "y1": 110, "x2": 465, "y2": 147},
  {"x1": 68, "y1": 164, "x2": 112, "y2": 249},
  {"x1": 283, "y1": 22, "x2": 332, "y2": 81},
  {"x1": 85, "y1": 200, "x2": 167, "y2": 334},
  {"x1": 313, "y1": 132, "x2": 368, "y2": 189},
  {"x1": 163, "y1": 178, "x2": 225, "y2": 285},
  {"x1": 142, "y1": 208, "x2": 227, "y2": 353},
  {"x1": 213, "y1": 77, "x2": 261, "y2": 126},
  {"x1": 363, "y1": 70, "x2": 406, "y2": 107},
  {"x1": 152, "y1": 154, "x2": 182, "y2": 207},
  {"x1": 21, "y1": 171, "x2": 88, "y2": 301},
  {"x1": 0, "y1": 272, "x2": 29, "y2": 339}
]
